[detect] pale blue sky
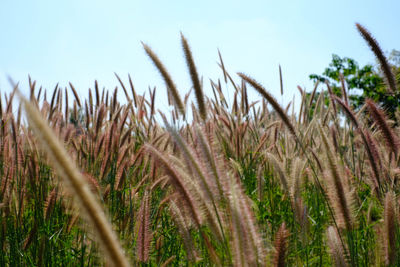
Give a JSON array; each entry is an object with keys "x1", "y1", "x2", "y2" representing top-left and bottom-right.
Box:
[{"x1": 1, "y1": 0, "x2": 399, "y2": 111}]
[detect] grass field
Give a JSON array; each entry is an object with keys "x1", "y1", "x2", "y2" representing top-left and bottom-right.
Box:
[{"x1": 0, "y1": 25, "x2": 399, "y2": 266}]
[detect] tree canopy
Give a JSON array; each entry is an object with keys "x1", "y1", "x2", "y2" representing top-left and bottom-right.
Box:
[{"x1": 309, "y1": 51, "x2": 400, "y2": 117}]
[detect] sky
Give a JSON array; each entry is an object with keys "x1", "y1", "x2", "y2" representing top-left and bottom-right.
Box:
[{"x1": 0, "y1": 0, "x2": 399, "y2": 112}]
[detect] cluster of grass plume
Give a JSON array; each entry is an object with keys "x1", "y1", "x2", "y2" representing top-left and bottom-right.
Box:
[{"x1": 0, "y1": 24, "x2": 400, "y2": 266}]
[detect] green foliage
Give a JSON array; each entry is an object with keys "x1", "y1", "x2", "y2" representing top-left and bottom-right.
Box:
[{"x1": 309, "y1": 52, "x2": 400, "y2": 117}]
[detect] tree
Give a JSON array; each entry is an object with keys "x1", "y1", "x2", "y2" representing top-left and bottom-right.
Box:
[{"x1": 309, "y1": 51, "x2": 400, "y2": 118}]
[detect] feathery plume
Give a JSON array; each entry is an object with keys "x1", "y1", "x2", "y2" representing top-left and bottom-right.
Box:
[
  {"x1": 308, "y1": 80, "x2": 319, "y2": 110},
  {"x1": 23, "y1": 224, "x2": 38, "y2": 251},
  {"x1": 366, "y1": 99, "x2": 399, "y2": 155},
  {"x1": 181, "y1": 33, "x2": 206, "y2": 121},
  {"x1": 334, "y1": 97, "x2": 360, "y2": 129},
  {"x1": 218, "y1": 49, "x2": 228, "y2": 83},
  {"x1": 68, "y1": 82, "x2": 81, "y2": 108},
  {"x1": 94, "y1": 80, "x2": 100, "y2": 107},
  {"x1": 169, "y1": 199, "x2": 199, "y2": 262},
  {"x1": 142, "y1": 42, "x2": 185, "y2": 117},
  {"x1": 144, "y1": 144, "x2": 203, "y2": 227},
  {"x1": 273, "y1": 222, "x2": 289, "y2": 267},
  {"x1": 338, "y1": 73, "x2": 349, "y2": 106},
  {"x1": 228, "y1": 173, "x2": 266, "y2": 266},
  {"x1": 114, "y1": 72, "x2": 131, "y2": 102},
  {"x1": 238, "y1": 73, "x2": 298, "y2": 141},
  {"x1": 326, "y1": 81, "x2": 337, "y2": 115},
  {"x1": 326, "y1": 226, "x2": 347, "y2": 267},
  {"x1": 266, "y1": 152, "x2": 289, "y2": 193},
  {"x1": 335, "y1": 97, "x2": 382, "y2": 191},
  {"x1": 160, "y1": 256, "x2": 176, "y2": 267},
  {"x1": 319, "y1": 124, "x2": 353, "y2": 230},
  {"x1": 383, "y1": 191, "x2": 397, "y2": 265},
  {"x1": 95, "y1": 104, "x2": 105, "y2": 139},
  {"x1": 279, "y1": 65, "x2": 284, "y2": 96},
  {"x1": 44, "y1": 188, "x2": 58, "y2": 220},
  {"x1": 136, "y1": 190, "x2": 152, "y2": 262},
  {"x1": 356, "y1": 23, "x2": 397, "y2": 93}
]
